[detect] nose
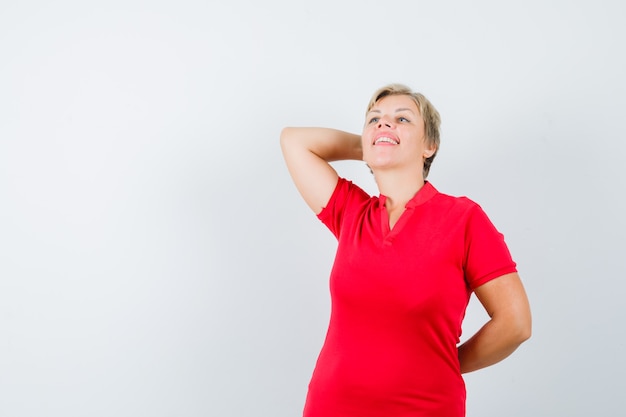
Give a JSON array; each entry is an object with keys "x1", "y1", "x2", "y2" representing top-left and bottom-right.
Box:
[{"x1": 377, "y1": 117, "x2": 393, "y2": 129}]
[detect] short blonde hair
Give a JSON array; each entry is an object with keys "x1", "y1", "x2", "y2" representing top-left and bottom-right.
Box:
[{"x1": 366, "y1": 84, "x2": 441, "y2": 178}]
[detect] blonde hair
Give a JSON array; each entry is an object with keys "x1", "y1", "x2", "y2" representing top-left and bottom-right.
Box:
[{"x1": 366, "y1": 84, "x2": 441, "y2": 178}]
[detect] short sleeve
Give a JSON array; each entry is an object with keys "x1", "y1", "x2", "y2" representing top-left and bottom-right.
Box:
[
  {"x1": 463, "y1": 203, "x2": 517, "y2": 290},
  {"x1": 317, "y1": 177, "x2": 369, "y2": 239}
]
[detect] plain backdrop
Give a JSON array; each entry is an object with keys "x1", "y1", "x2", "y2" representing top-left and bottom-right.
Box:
[{"x1": 1, "y1": 1, "x2": 625, "y2": 416}]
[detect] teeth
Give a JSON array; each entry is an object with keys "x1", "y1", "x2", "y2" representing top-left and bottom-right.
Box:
[{"x1": 374, "y1": 137, "x2": 398, "y2": 145}]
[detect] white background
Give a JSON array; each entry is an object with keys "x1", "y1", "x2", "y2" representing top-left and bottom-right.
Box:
[{"x1": 1, "y1": 1, "x2": 625, "y2": 416}]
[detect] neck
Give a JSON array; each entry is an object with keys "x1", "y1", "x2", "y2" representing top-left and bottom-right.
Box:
[{"x1": 374, "y1": 169, "x2": 425, "y2": 209}]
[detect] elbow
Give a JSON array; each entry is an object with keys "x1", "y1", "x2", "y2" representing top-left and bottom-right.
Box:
[
  {"x1": 495, "y1": 309, "x2": 532, "y2": 347},
  {"x1": 522, "y1": 319, "x2": 532, "y2": 343},
  {"x1": 506, "y1": 293, "x2": 532, "y2": 345},
  {"x1": 280, "y1": 127, "x2": 294, "y2": 148},
  {"x1": 512, "y1": 312, "x2": 532, "y2": 345},
  {"x1": 516, "y1": 326, "x2": 531, "y2": 346}
]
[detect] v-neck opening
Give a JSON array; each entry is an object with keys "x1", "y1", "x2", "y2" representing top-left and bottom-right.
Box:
[{"x1": 379, "y1": 182, "x2": 439, "y2": 243}]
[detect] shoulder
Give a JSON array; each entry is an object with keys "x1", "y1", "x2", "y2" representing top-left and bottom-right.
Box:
[
  {"x1": 428, "y1": 184, "x2": 483, "y2": 216},
  {"x1": 318, "y1": 177, "x2": 373, "y2": 218},
  {"x1": 317, "y1": 177, "x2": 376, "y2": 237},
  {"x1": 331, "y1": 177, "x2": 372, "y2": 203}
]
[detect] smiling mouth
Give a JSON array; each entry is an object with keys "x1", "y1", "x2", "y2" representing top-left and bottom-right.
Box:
[{"x1": 374, "y1": 136, "x2": 399, "y2": 145}]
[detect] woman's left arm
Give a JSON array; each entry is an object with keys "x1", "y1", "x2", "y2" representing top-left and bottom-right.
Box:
[{"x1": 458, "y1": 272, "x2": 532, "y2": 374}]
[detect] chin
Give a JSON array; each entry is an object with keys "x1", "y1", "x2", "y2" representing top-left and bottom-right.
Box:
[
  {"x1": 367, "y1": 160, "x2": 396, "y2": 171},
  {"x1": 364, "y1": 155, "x2": 391, "y2": 168}
]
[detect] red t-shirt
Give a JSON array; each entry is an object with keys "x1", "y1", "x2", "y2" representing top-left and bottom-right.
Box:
[{"x1": 303, "y1": 178, "x2": 517, "y2": 417}]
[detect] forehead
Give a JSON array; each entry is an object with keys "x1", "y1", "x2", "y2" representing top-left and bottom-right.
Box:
[{"x1": 369, "y1": 94, "x2": 420, "y2": 114}]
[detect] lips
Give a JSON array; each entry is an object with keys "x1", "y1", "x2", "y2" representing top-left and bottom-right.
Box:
[{"x1": 374, "y1": 136, "x2": 399, "y2": 145}]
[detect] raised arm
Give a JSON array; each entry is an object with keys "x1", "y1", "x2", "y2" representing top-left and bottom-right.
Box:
[
  {"x1": 457, "y1": 272, "x2": 532, "y2": 374},
  {"x1": 280, "y1": 127, "x2": 362, "y2": 214}
]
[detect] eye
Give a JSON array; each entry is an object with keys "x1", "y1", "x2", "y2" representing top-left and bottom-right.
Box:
[
  {"x1": 398, "y1": 116, "x2": 410, "y2": 123},
  {"x1": 368, "y1": 117, "x2": 380, "y2": 124}
]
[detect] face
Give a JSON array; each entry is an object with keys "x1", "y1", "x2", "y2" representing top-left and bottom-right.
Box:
[{"x1": 362, "y1": 94, "x2": 435, "y2": 175}]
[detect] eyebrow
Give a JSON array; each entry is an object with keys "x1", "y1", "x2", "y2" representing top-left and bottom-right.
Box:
[
  {"x1": 367, "y1": 107, "x2": 416, "y2": 115},
  {"x1": 394, "y1": 107, "x2": 416, "y2": 114}
]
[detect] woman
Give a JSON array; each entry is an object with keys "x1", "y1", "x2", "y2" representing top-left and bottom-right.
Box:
[{"x1": 280, "y1": 84, "x2": 531, "y2": 417}]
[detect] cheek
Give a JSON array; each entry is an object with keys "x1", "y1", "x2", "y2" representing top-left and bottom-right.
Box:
[
  {"x1": 361, "y1": 129, "x2": 372, "y2": 145},
  {"x1": 362, "y1": 123, "x2": 377, "y2": 138}
]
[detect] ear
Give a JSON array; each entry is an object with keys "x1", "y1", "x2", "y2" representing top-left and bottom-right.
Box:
[{"x1": 423, "y1": 145, "x2": 436, "y2": 158}]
